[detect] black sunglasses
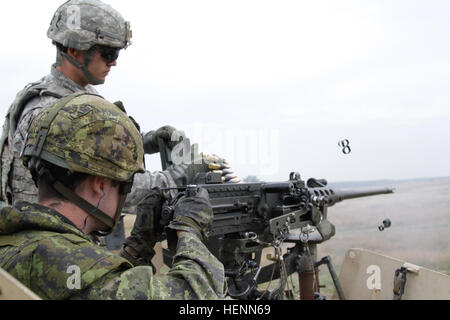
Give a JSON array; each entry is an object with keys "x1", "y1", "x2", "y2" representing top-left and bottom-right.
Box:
[{"x1": 98, "y1": 46, "x2": 121, "y2": 63}]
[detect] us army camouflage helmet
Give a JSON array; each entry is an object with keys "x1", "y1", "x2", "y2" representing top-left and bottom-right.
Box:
[
  {"x1": 48, "y1": 0, "x2": 132, "y2": 50},
  {"x1": 22, "y1": 93, "x2": 145, "y2": 183}
]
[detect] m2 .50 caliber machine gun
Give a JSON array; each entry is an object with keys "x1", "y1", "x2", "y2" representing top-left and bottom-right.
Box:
[
  {"x1": 156, "y1": 139, "x2": 394, "y2": 300},
  {"x1": 159, "y1": 171, "x2": 394, "y2": 300}
]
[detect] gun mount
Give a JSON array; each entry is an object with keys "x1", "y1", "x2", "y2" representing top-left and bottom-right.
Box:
[{"x1": 159, "y1": 171, "x2": 394, "y2": 300}]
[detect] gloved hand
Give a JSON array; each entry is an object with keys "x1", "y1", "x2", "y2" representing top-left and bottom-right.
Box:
[
  {"x1": 197, "y1": 152, "x2": 240, "y2": 183},
  {"x1": 166, "y1": 188, "x2": 213, "y2": 245},
  {"x1": 121, "y1": 188, "x2": 164, "y2": 265},
  {"x1": 143, "y1": 125, "x2": 184, "y2": 154},
  {"x1": 167, "y1": 147, "x2": 240, "y2": 185}
]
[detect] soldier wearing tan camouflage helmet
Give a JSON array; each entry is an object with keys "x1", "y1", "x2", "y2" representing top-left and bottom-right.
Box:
[{"x1": 0, "y1": 93, "x2": 225, "y2": 299}]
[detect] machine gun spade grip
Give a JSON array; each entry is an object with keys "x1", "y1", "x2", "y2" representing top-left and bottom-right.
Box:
[{"x1": 157, "y1": 137, "x2": 173, "y2": 171}]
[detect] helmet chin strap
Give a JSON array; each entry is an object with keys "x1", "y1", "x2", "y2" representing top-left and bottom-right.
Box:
[
  {"x1": 59, "y1": 47, "x2": 105, "y2": 86},
  {"x1": 32, "y1": 163, "x2": 127, "y2": 237},
  {"x1": 91, "y1": 193, "x2": 128, "y2": 237},
  {"x1": 51, "y1": 179, "x2": 117, "y2": 234},
  {"x1": 81, "y1": 188, "x2": 106, "y2": 233}
]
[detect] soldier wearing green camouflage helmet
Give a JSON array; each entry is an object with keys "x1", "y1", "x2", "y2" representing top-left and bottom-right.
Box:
[
  {"x1": 1, "y1": 0, "x2": 236, "y2": 207},
  {"x1": 0, "y1": 0, "x2": 134, "y2": 207},
  {"x1": 0, "y1": 0, "x2": 236, "y2": 255},
  {"x1": 0, "y1": 93, "x2": 225, "y2": 300}
]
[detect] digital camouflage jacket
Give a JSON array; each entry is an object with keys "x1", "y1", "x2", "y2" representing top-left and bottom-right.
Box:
[
  {"x1": 0, "y1": 65, "x2": 178, "y2": 211},
  {"x1": 0, "y1": 202, "x2": 225, "y2": 300}
]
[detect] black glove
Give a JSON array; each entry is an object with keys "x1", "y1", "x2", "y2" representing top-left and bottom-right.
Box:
[
  {"x1": 143, "y1": 125, "x2": 183, "y2": 154},
  {"x1": 122, "y1": 188, "x2": 164, "y2": 265},
  {"x1": 166, "y1": 188, "x2": 213, "y2": 246}
]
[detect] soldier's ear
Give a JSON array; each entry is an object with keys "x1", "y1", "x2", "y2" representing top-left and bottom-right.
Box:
[
  {"x1": 67, "y1": 48, "x2": 77, "y2": 58},
  {"x1": 67, "y1": 48, "x2": 85, "y2": 62},
  {"x1": 93, "y1": 176, "x2": 107, "y2": 193}
]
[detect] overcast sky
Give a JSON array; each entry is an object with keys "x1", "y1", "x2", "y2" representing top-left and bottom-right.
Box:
[{"x1": 1, "y1": 0, "x2": 449, "y2": 183}]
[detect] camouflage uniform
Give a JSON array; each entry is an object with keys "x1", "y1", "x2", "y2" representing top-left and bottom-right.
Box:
[
  {"x1": 0, "y1": 201, "x2": 225, "y2": 300},
  {"x1": 0, "y1": 0, "x2": 178, "y2": 208},
  {"x1": 0, "y1": 0, "x2": 230, "y2": 209},
  {"x1": 0, "y1": 65, "x2": 178, "y2": 209},
  {"x1": 1, "y1": 66, "x2": 95, "y2": 204},
  {"x1": 0, "y1": 93, "x2": 225, "y2": 300}
]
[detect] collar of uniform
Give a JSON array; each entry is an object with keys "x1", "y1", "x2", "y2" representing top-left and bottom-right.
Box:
[
  {"x1": 0, "y1": 201, "x2": 89, "y2": 241},
  {"x1": 50, "y1": 64, "x2": 98, "y2": 94}
]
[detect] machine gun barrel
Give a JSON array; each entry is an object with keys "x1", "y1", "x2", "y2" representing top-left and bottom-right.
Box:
[{"x1": 310, "y1": 187, "x2": 395, "y2": 206}]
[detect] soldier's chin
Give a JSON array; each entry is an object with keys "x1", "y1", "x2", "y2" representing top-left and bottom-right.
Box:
[
  {"x1": 88, "y1": 74, "x2": 107, "y2": 86},
  {"x1": 92, "y1": 218, "x2": 112, "y2": 232},
  {"x1": 98, "y1": 223, "x2": 112, "y2": 232}
]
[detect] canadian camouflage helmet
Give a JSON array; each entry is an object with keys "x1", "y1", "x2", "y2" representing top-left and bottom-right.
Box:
[
  {"x1": 21, "y1": 93, "x2": 145, "y2": 183},
  {"x1": 47, "y1": 0, "x2": 132, "y2": 50}
]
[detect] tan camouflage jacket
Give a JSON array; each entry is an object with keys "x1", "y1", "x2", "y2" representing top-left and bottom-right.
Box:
[{"x1": 0, "y1": 202, "x2": 225, "y2": 300}]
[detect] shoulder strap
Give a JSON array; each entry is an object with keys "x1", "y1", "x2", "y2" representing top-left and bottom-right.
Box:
[
  {"x1": 0, "y1": 82, "x2": 65, "y2": 201},
  {"x1": 3, "y1": 82, "x2": 64, "y2": 143}
]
